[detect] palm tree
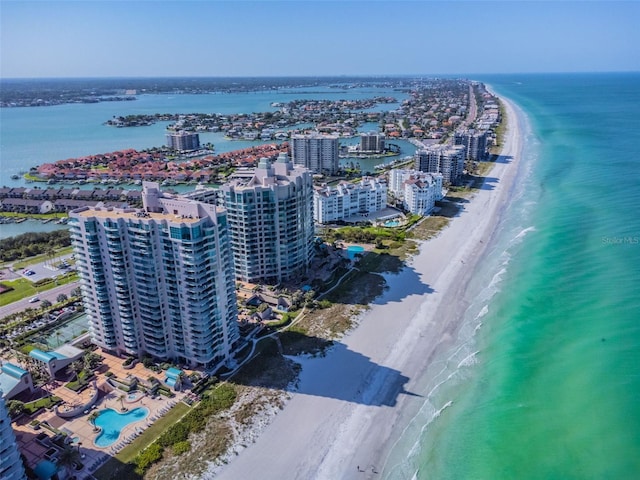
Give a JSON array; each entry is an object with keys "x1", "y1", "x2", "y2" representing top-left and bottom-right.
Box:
[
  {"x1": 88, "y1": 411, "x2": 100, "y2": 431},
  {"x1": 118, "y1": 394, "x2": 127, "y2": 412},
  {"x1": 70, "y1": 360, "x2": 83, "y2": 381}
]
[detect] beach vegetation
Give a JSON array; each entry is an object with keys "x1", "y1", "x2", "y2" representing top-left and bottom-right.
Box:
[
  {"x1": 172, "y1": 440, "x2": 191, "y2": 455},
  {"x1": 490, "y1": 99, "x2": 507, "y2": 155},
  {"x1": 126, "y1": 383, "x2": 237, "y2": 475}
]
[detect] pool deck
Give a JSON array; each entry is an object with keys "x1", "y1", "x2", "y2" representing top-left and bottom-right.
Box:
[{"x1": 12, "y1": 348, "x2": 190, "y2": 475}]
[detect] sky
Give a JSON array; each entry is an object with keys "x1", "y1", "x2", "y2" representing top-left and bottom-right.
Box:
[{"x1": 1, "y1": 0, "x2": 639, "y2": 78}]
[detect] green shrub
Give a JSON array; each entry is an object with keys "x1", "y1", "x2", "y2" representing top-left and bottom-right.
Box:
[
  {"x1": 172, "y1": 440, "x2": 191, "y2": 455},
  {"x1": 33, "y1": 278, "x2": 53, "y2": 287},
  {"x1": 134, "y1": 443, "x2": 163, "y2": 475},
  {"x1": 317, "y1": 299, "x2": 332, "y2": 309}
]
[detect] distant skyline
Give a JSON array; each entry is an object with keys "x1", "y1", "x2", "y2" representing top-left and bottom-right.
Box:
[{"x1": 1, "y1": 1, "x2": 639, "y2": 78}]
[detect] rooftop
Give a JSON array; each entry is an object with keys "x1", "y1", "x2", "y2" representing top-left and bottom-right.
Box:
[{"x1": 74, "y1": 206, "x2": 201, "y2": 224}]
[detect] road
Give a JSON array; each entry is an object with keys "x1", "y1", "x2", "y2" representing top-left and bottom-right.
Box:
[
  {"x1": 0, "y1": 281, "x2": 80, "y2": 319},
  {"x1": 465, "y1": 82, "x2": 478, "y2": 127},
  {"x1": 0, "y1": 252, "x2": 79, "y2": 320}
]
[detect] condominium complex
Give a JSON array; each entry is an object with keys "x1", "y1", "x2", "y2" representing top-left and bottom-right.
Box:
[
  {"x1": 220, "y1": 153, "x2": 315, "y2": 284},
  {"x1": 359, "y1": 132, "x2": 386, "y2": 153},
  {"x1": 0, "y1": 392, "x2": 26, "y2": 480},
  {"x1": 415, "y1": 144, "x2": 466, "y2": 184},
  {"x1": 166, "y1": 131, "x2": 200, "y2": 151},
  {"x1": 454, "y1": 129, "x2": 488, "y2": 161},
  {"x1": 389, "y1": 169, "x2": 443, "y2": 216},
  {"x1": 313, "y1": 177, "x2": 387, "y2": 224},
  {"x1": 69, "y1": 182, "x2": 239, "y2": 369},
  {"x1": 290, "y1": 134, "x2": 340, "y2": 175}
]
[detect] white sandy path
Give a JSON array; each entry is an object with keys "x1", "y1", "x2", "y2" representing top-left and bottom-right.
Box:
[{"x1": 213, "y1": 94, "x2": 525, "y2": 480}]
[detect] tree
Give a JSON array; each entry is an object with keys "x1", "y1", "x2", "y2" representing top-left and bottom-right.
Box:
[
  {"x1": 88, "y1": 411, "x2": 100, "y2": 431},
  {"x1": 83, "y1": 352, "x2": 102, "y2": 371},
  {"x1": 70, "y1": 360, "x2": 84, "y2": 381},
  {"x1": 41, "y1": 299, "x2": 52, "y2": 309},
  {"x1": 46, "y1": 248, "x2": 56, "y2": 268},
  {"x1": 56, "y1": 293, "x2": 68, "y2": 303},
  {"x1": 304, "y1": 290, "x2": 316, "y2": 306},
  {"x1": 70, "y1": 287, "x2": 82, "y2": 298},
  {"x1": 56, "y1": 444, "x2": 82, "y2": 476},
  {"x1": 6, "y1": 400, "x2": 25, "y2": 418}
]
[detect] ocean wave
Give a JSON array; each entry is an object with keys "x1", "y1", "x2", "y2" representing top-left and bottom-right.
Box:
[{"x1": 457, "y1": 351, "x2": 479, "y2": 369}]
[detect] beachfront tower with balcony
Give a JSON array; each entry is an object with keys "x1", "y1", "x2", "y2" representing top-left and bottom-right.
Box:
[
  {"x1": 290, "y1": 133, "x2": 340, "y2": 175},
  {"x1": 0, "y1": 391, "x2": 26, "y2": 480},
  {"x1": 220, "y1": 153, "x2": 314, "y2": 284},
  {"x1": 69, "y1": 182, "x2": 239, "y2": 369},
  {"x1": 415, "y1": 144, "x2": 466, "y2": 184}
]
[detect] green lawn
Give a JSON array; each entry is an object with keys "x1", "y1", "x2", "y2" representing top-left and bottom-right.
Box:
[
  {"x1": 0, "y1": 279, "x2": 40, "y2": 306},
  {"x1": 94, "y1": 402, "x2": 191, "y2": 480},
  {"x1": 0, "y1": 274, "x2": 79, "y2": 306}
]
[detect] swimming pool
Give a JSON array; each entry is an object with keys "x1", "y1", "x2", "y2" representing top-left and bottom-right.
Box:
[
  {"x1": 383, "y1": 219, "x2": 400, "y2": 227},
  {"x1": 346, "y1": 245, "x2": 365, "y2": 260},
  {"x1": 94, "y1": 407, "x2": 149, "y2": 447}
]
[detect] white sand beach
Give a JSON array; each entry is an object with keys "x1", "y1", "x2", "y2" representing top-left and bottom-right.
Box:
[{"x1": 213, "y1": 94, "x2": 525, "y2": 480}]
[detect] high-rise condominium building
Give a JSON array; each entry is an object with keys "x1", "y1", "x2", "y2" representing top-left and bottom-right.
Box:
[
  {"x1": 454, "y1": 129, "x2": 488, "y2": 161},
  {"x1": 313, "y1": 177, "x2": 388, "y2": 224},
  {"x1": 69, "y1": 182, "x2": 239, "y2": 369},
  {"x1": 166, "y1": 131, "x2": 200, "y2": 151},
  {"x1": 359, "y1": 132, "x2": 386, "y2": 153},
  {"x1": 290, "y1": 134, "x2": 340, "y2": 175},
  {"x1": 221, "y1": 153, "x2": 314, "y2": 284},
  {"x1": 388, "y1": 169, "x2": 443, "y2": 216},
  {"x1": 415, "y1": 144, "x2": 466, "y2": 184},
  {"x1": 0, "y1": 392, "x2": 26, "y2": 480}
]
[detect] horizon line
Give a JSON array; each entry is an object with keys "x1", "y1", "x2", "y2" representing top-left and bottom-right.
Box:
[{"x1": 2, "y1": 71, "x2": 639, "y2": 81}]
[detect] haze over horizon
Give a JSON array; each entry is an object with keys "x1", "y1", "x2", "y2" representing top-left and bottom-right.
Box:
[{"x1": 1, "y1": 1, "x2": 638, "y2": 79}]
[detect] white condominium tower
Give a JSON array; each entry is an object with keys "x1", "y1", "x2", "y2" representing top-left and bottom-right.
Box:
[
  {"x1": 388, "y1": 169, "x2": 443, "y2": 216},
  {"x1": 0, "y1": 392, "x2": 26, "y2": 480},
  {"x1": 313, "y1": 177, "x2": 388, "y2": 224},
  {"x1": 221, "y1": 153, "x2": 314, "y2": 284},
  {"x1": 290, "y1": 133, "x2": 340, "y2": 175},
  {"x1": 69, "y1": 182, "x2": 239, "y2": 369},
  {"x1": 415, "y1": 144, "x2": 466, "y2": 184}
]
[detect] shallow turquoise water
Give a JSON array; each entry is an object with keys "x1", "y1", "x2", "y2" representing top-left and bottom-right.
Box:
[{"x1": 406, "y1": 73, "x2": 640, "y2": 479}]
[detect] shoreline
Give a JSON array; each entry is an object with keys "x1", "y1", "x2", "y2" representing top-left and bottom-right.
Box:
[{"x1": 213, "y1": 92, "x2": 526, "y2": 480}]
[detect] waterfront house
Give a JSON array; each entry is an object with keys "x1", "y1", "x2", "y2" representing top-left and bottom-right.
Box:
[{"x1": 0, "y1": 198, "x2": 53, "y2": 214}]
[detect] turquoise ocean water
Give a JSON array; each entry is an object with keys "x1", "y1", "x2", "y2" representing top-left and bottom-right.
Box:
[
  {"x1": 383, "y1": 73, "x2": 640, "y2": 479},
  {"x1": 1, "y1": 75, "x2": 638, "y2": 478}
]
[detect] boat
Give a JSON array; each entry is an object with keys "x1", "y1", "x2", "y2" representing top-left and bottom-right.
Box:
[{"x1": 11, "y1": 174, "x2": 20, "y2": 180}]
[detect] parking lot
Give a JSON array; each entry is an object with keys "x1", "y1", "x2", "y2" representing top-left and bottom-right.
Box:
[{"x1": 14, "y1": 254, "x2": 75, "y2": 283}]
